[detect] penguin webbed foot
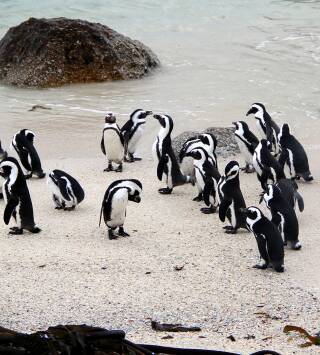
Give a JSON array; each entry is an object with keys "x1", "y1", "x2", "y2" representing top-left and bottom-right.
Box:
[
  {"x1": 64, "y1": 206, "x2": 75, "y2": 211},
  {"x1": 34, "y1": 171, "x2": 46, "y2": 179},
  {"x1": 118, "y1": 227, "x2": 130, "y2": 237},
  {"x1": 55, "y1": 206, "x2": 64, "y2": 210},
  {"x1": 9, "y1": 227, "x2": 23, "y2": 235},
  {"x1": 115, "y1": 164, "x2": 123, "y2": 173},
  {"x1": 134, "y1": 157, "x2": 142, "y2": 161},
  {"x1": 108, "y1": 229, "x2": 118, "y2": 240},
  {"x1": 124, "y1": 153, "x2": 135, "y2": 163},
  {"x1": 253, "y1": 262, "x2": 268, "y2": 270},
  {"x1": 200, "y1": 206, "x2": 217, "y2": 214},
  {"x1": 30, "y1": 227, "x2": 41, "y2": 234},
  {"x1": 104, "y1": 164, "x2": 113, "y2": 172},
  {"x1": 241, "y1": 165, "x2": 255, "y2": 173},
  {"x1": 24, "y1": 173, "x2": 32, "y2": 179},
  {"x1": 158, "y1": 187, "x2": 173, "y2": 194},
  {"x1": 224, "y1": 226, "x2": 238, "y2": 234},
  {"x1": 192, "y1": 193, "x2": 203, "y2": 202}
]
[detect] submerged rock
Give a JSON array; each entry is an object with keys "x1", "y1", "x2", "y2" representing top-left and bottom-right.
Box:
[
  {"x1": 172, "y1": 127, "x2": 239, "y2": 158},
  {"x1": 0, "y1": 17, "x2": 160, "y2": 87}
]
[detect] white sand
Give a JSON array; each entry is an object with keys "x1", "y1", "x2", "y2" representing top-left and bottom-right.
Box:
[{"x1": 0, "y1": 130, "x2": 319, "y2": 354}]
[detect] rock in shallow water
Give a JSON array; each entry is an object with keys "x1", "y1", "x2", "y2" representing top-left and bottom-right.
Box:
[{"x1": 0, "y1": 17, "x2": 160, "y2": 88}]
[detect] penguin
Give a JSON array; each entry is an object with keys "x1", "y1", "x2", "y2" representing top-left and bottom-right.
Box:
[
  {"x1": 47, "y1": 169, "x2": 85, "y2": 211},
  {"x1": 185, "y1": 147, "x2": 221, "y2": 214},
  {"x1": 101, "y1": 112, "x2": 124, "y2": 172},
  {"x1": 121, "y1": 109, "x2": 153, "y2": 162},
  {"x1": 11, "y1": 129, "x2": 45, "y2": 179},
  {"x1": 0, "y1": 157, "x2": 41, "y2": 235},
  {"x1": 263, "y1": 184, "x2": 301, "y2": 250},
  {"x1": 99, "y1": 179, "x2": 142, "y2": 240},
  {"x1": 246, "y1": 103, "x2": 280, "y2": 155},
  {"x1": 232, "y1": 121, "x2": 259, "y2": 173},
  {"x1": 152, "y1": 114, "x2": 193, "y2": 194},
  {"x1": 253, "y1": 139, "x2": 286, "y2": 191},
  {"x1": 241, "y1": 206, "x2": 284, "y2": 272},
  {"x1": 278, "y1": 123, "x2": 313, "y2": 181},
  {"x1": 275, "y1": 178, "x2": 304, "y2": 212},
  {"x1": 0, "y1": 140, "x2": 8, "y2": 199},
  {"x1": 218, "y1": 161, "x2": 247, "y2": 234}
]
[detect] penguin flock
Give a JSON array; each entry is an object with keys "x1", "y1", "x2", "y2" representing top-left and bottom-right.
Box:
[{"x1": 0, "y1": 104, "x2": 313, "y2": 273}]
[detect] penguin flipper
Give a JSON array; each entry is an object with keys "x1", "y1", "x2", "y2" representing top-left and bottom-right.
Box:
[
  {"x1": 295, "y1": 191, "x2": 304, "y2": 212},
  {"x1": 100, "y1": 135, "x2": 106, "y2": 155},
  {"x1": 4, "y1": 196, "x2": 19, "y2": 225},
  {"x1": 58, "y1": 179, "x2": 71, "y2": 201},
  {"x1": 19, "y1": 149, "x2": 32, "y2": 172},
  {"x1": 219, "y1": 198, "x2": 232, "y2": 222},
  {"x1": 157, "y1": 155, "x2": 168, "y2": 181},
  {"x1": 23, "y1": 139, "x2": 42, "y2": 172},
  {"x1": 203, "y1": 180, "x2": 214, "y2": 207}
]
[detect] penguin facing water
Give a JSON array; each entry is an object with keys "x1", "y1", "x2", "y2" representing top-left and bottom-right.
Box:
[
  {"x1": 232, "y1": 121, "x2": 259, "y2": 173},
  {"x1": 246, "y1": 103, "x2": 280, "y2": 155},
  {"x1": 278, "y1": 123, "x2": 313, "y2": 182},
  {"x1": 47, "y1": 169, "x2": 85, "y2": 211},
  {"x1": 152, "y1": 114, "x2": 193, "y2": 194},
  {"x1": 101, "y1": 112, "x2": 124, "y2": 172},
  {"x1": 121, "y1": 109, "x2": 153, "y2": 162},
  {"x1": 11, "y1": 129, "x2": 45, "y2": 179},
  {"x1": 241, "y1": 206, "x2": 284, "y2": 272},
  {"x1": 0, "y1": 157, "x2": 41, "y2": 235}
]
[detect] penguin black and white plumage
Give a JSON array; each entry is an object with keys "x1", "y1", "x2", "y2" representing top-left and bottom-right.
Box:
[
  {"x1": 232, "y1": 121, "x2": 259, "y2": 173},
  {"x1": 275, "y1": 178, "x2": 304, "y2": 212},
  {"x1": 0, "y1": 140, "x2": 8, "y2": 199},
  {"x1": 241, "y1": 206, "x2": 284, "y2": 272},
  {"x1": 0, "y1": 157, "x2": 41, "y2": 235},
  {"x1": 11, "y1": 129, "x2": 45, "y2": 179},
  {"x1": 99, "y1": 179, "x2": 142, "y2": 240},
  {"x1": 47, "y1": 169, "x2": 85, "y2": 211},
  {"x1": 185, "y1": 147, "x2": 221, "y2": 214},
  {"x1": 253, "y1": 139, "x2": 286, "y2": 191},
  {"x1": 218, "y1": 161, "x2": 247, "y2": 234},
  {"x1": 101, "y1": 112, "x2": 124, "y2": 172},
  {"x1": 278, "y1": 123, "x2": 313, "y2": 182},
  {"x1": 152, "y1": 114, "x2": 193, "y2": 194},
  {"x1": 121, "y1": 109, "x2": 153, "y2": 162},
  {"x1": 246, "y1": 103, "x2": 280, "y2": 156},
  {"x1": 263, "y1": 184, "x2": 301, "y2": 250}
]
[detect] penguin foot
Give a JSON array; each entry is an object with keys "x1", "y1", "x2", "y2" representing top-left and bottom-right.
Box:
[
  {"x1": 134, "y1": 157, "x2": 142, "y2": 161},
  {"x1": 200, "y1": 206, "x2": 217, "y2": 214},
  {"x1": 225, "y1": 228, "x2": 237, "y2": 234},
  {"x1": 303, "y1": 175, "x2": 313, "y2": 182},
  {"x1": 9, "y1": 228, "x2": 23, "y2": 235},
  {"x1": 291, "y1": 241, "x2": 302, "y2": 250},
  {"x1": 192, "y1": 195, "x2": 203, "y2": 202},
  {"x1": 103, "y1": 166, "x2": 113, "y2": 172},
  {"x1": 223, "y1": 226, "x2": 234, "y2": 230},
  {"x1": 108, "y1": 229, "x2": 118, "y2": 240},
  {"x1": 64, "y1": 206, "x2": 75, "y2": 211},
  {"x1": 29, "y1": 227, "x2": 41, "y2": 234},
  {"x1": 253, "y1": 263, "x2": 268, "y2": 270},
  {"x1": 34, "y1": 171, "x2": 46, "y2": 179},
  {"x1": 55, "y1": 206, "x2": 64, "y2": 210},
  {"x1": 158, "y1": 187, "x2": 173, "y2": 194},
  {"x1": 118, "y1": 227, "x2": 130, "y2": 237},
  {"x1": 241, "y1": 166, "x2": 255, "y2": 173},
  {"x1": 24, "y1": 173, "x2": 32, "y2": 179},
  {"x1": 115, "y1": 165, "x2": 123, "y2": 173},
  {"x1": 274, "y1": 265, "x2": 285, "y2": 273}
]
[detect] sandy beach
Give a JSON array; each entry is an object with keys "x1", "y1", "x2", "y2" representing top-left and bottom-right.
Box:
[{"x1": 0, "y1": 120, "x2": 319, "y2": 354}]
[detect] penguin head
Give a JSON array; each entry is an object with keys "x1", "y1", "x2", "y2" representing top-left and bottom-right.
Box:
[
  {"x1": 127, "y1": 179, "x2": 143, "y2": 203},
  {"x1": 0, "y1": 157, "x2": 22, "y2": 179},
  {"x1": 232, "y1": 121, "x2": 249, "y2": 133},
  {"x1": 199, "y1": 133, "x2": 217, "y2": 151},
  {"x1": 0, "y1": 141, "x2": 8, "y2": 160},
  {"x1": 279, "y1": 123, "x2": 291, "y2": 140},
  {"x1": 153, "y1": 114, "x2": 174, "y2": 133},
  {"x1": 225, "y1": 160, "x2": 240, "y2": 181},
  {"x1": 260, "y1": 139, "x2": 272, "y2": 151},
  {"x1": 104, "y1": 112, "x2": 116, "y2": 124},
  {"x1": 185, "y1": 148, "x2": 206, "y2": 161},
  {"x1": 240, "y1": 206, "x2": 262, "y2": 222},
  {"x1": 246, "y1": 103, "x2": 266, "y2": 117},
  {"x1": 131, "y1": 109, "x2": 153, "y2": 124}
]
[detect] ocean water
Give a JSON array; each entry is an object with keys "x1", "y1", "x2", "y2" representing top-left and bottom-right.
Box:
[{"x1": 0, "y1": 0, "x2": 320, "y2": 156}]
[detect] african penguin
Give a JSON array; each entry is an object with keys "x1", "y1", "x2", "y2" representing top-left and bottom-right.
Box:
[
  {"x1": 275, "y1": 178, "x2": 304, "y2": 212},
  {"x1": 121, "y1": 109, "x2": 153, "y2": 162},
  {"x1": 0, "y1": 140, "x2": 8, "y2": 199},
  {"x1": 246, "y1": 103, "x2": 280, "y2": 156},
  {"x1": 253, "y1": 139, "x2": 285, "y2": 191},
  {"x1": 152, "y1": 114, "x2": 193, "y2": 194},
  {"x1": 218, "y1": 161, "x2": 247, "y2": 234},
  {"x1": 47, "y1": 169, "x2": 85, "y2": 211},
  {"x1": 101, "y1": 112, "x2": 124, "y2": 172},
  {"x1": 0, "y1": 157, "x2": 41, "y2": 235},
  {"x1": 263, "y1": 184, "x2": 301, "y2": 250},
  {"x1": 232, "y1": 121, "x2": 259, "y2": 173},
  {"x1": 11, "y1": 129, "x2": 45, "y2": 179},
  {"x1": 185, "y1": 147, "x2": 221, "y2": 214},
  {"x1": 241, "y1": 206, "x2": 284, "y2": 272},
  {"x1": 278, "y1": 123, "x2": 313, "y2": 181},
  {"x1": 99, "y1": 179, "x2": 142, "y2": 240}
]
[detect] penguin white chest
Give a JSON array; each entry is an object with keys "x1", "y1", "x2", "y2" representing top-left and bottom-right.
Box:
[
  {"x1": 104, "y1": 130, "x2": 124, "y2": 163},
  {"x1": 109, "y1": 190, "x2": 129, "y2": 228},
  {"x1": 128, "y1": 125, "x2": 144, "y2": 154},
  {"x1": 256, "y1": 119, "x2": 266, "y2": 139},
  {"x1": 235, "y1": 135, "x2": 253, "y2": 164}
]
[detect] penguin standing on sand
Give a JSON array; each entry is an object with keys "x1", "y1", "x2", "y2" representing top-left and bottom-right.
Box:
[
  {"x1": 185, "y1": 147, "x2": 221, "y2": 214},
  {"x1": 152, "y1": 114, "x2": 193, "y2": 194},
  {"x1": 253, "y1": 139, "x2": 285, "y2": 191},
  {"x1": 232, "y1": 121, "x2": 259, "y2": 173},
  {"x1": 99, "y1": 179, "x2": 142, "y2": 240},
  {"x1": 278, "y1": 123, "x2": 313, "y2": 181},
  {"x1": 101, "y1": 112, "x2": 124, "y2": 172},
  {"x1": 263, "y1": 184, "x2": 301, "y2": 250},
  {"x1": 0, "y1": 140, "x2": 8, "y2": 199},
  {"x1": 241, "y1": 206, "x2": 284, "y2": 272},
  {"x1": 218, "y1": 161, "x2": 247, "y2": 234},
  {"x1": 47, "y1": 169, "x2": 85, "y2": 211},
  {"x1": 11, "y1": 129, "x2": 45, "y2": 179},
  {"x1": 246, "y1": 103, "x2": 280, "y2": 155},
  {"x1": 0, "y1": 157, "x2": 41, "y2": 235},
  {"x1": 121, "y1": 109, "x2": 153, "y2": 162}
]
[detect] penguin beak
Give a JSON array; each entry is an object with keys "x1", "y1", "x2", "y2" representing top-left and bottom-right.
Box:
[
  {"x1": 133, "y1": 196, "x2": 141, "y2": 203},
  {"x1": 239, "y1": 207, "x2": 248, "y2": 215},
  {"x1": 246, "y1": 108, "x2": 254, "y2": 116},
  {"x1": 153, "y1": 114, "x2": 160, "y2": 120},
  {"x1": 145, "y1": 111, "x2": 153, "y2": 116},
  {"x1": 232, "y1": 122, "x2": 237, "y2": 126}
]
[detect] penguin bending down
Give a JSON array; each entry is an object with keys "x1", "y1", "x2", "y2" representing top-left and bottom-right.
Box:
[
  {"x1": 253, "y1": 139, "x2": 286, "y2": 191},
  {"x1": 241, "y1": 206, "x2": 284, "y2": 272},
  {"x1": 47, "y1": 170, "x2": 85, "y2": 211},
  {"x1": 152, "y1": 114, "x2": 193, "y2": 194},
  {"x1": 0, "y1": 141, "x2": 8, "y2": 199},
  {"x1": 101, "y1": 112, "x2": 124, "y2": 172},
  {"x1": 185, "y1": 148, "x2": 221, "y2": 214},
  {"x1": 0, "y1": 157, "x2": 41, "y2": 235},
  {"x1": 11, "y1": 129, "x2": 45, "y2": 179},
  {"x1": 232, "y1": 121, "x2": 259, "y2": 173},
  {"x1": 99, "y1": 179, "x2": 142, "y2": 240},
  {"x1": 121, "y1": 109, "x2": 153, "y2": 162},
  {"x1": 275, "y1": 178, "x2": 304, "y2": 212},
  {"x1": 246, "y1": 103, "x2": 280, "y2": 156},
  {"x1": 278, "y1": 123, "x2": 313, "y2": 182},
  {"x1": 218, "y1": 161, "x2": 247, "y2": 234},
  {"x1": 263, "y1": 184, "x2": 301, "y2": 250}
]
